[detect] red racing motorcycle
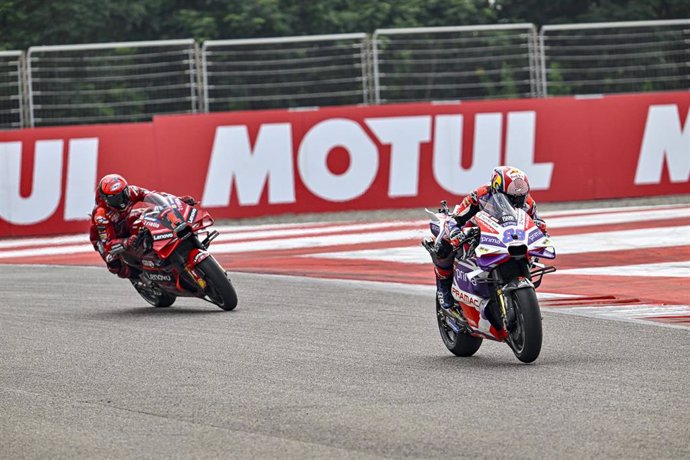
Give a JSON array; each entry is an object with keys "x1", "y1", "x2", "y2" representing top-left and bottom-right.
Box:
[{"x1": 114, "y1": 192, "x2": 238, "y2": 311}]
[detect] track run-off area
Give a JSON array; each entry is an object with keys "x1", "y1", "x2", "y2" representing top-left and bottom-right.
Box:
[
  {"x1": 2, "y1": 202, "x2": 690, "y2": 329},
  {"x1": 1, "y1": 200, "x2": 689, "y2": 458}
]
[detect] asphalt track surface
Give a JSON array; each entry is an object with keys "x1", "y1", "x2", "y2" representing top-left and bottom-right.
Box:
[{"x1": 1, "y1": 265, "x2": 688, "y2": 459}]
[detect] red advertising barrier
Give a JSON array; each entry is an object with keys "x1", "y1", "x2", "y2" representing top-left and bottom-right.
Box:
[{"x1": 1, "y1": 91, "x2": 690, "y2": 237}]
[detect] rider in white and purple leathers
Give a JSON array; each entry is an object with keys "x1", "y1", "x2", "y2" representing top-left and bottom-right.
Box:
[{"x1": 431, "y1": 166, "x2": 549, "y2": 310}]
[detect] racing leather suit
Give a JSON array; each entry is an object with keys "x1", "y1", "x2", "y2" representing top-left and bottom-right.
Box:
[
  {"x1": 89, "y1": 186, "x2": 151, "y2": 278},
  {"x1": 434, "y1": 184, "x2": 549, "y2": 284},
  {"x1": 89, "y1": 187, "x2": 198, "y2": 278}
]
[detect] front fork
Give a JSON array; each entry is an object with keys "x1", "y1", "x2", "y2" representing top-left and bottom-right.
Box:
[
  {"x1": 168, "y1": 237, "x2": 210, "y2": 292},
  {"x1": 185, "y1": 247, "x2": 211, "y2": 290},
  {"x1": 498, "y1": 278, "x2": 535, "y2": 330},
  {"x1": 496, "y1": 287, "x2": 517, "y2": 331},
  {"x1": 185, "y1": 231, "x2": 220, "y2": 291}
]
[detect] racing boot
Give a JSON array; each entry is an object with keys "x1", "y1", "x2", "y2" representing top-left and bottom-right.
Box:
[{"x1": 436, "y1": 276, "x2": 454, "y2": 310}]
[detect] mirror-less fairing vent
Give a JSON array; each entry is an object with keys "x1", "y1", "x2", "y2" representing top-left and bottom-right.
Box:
[
  {"x1": 175, "y1": 223, "x2": 192, "y2": 240},
  {"x1": 508, "y1": 244, "x2": 527, "y2": 258}
]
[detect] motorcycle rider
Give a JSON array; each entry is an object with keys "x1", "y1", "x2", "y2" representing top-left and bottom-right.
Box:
[
  {"x1": 89, "y1": 174, "x2": 196, "y2": 279},
  {"x1": 430, "y1": 166, "x2": 549, "y2": 310}
]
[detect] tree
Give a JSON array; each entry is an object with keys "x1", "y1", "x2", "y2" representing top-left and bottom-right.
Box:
[
  {"x1": 490, "y1": 0, "x2": 690, "y2": 26},
  {"x1": 2, "y1": 0, "x2": 689, "y2": 50}
]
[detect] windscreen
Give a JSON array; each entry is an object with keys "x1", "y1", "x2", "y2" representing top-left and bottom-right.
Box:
[
  {"x1": 142, "y1": 192, "x2": 175, "y2": 208},
  {"x1": 478, "y1": 192, "x2": 518, "y2": 226},
  {"x1": 135, "y1": 193, "x2": 186, "y2": 227}
]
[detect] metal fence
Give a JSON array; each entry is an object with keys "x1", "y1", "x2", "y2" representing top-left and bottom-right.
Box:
[
  {"x1": 0, "y1": 51, "x2": 24, "y2": 130},
  {"x1": 203, "y1": 33, "x2": 370, "y2": 112},
  {"x1": 1, "y1": 19, "x2": 688, "y2": 129},
  {"x1": 541, "y1": 19, "x2": 690, "y2": 96},
  {"x1": 27, "y1": 39, "x2": 199, "y2": 127},
  {"x1": 373, "y1": 24, "x2": 541, "y2": 104}
]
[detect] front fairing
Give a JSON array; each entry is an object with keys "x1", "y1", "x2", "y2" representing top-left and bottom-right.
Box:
[
  {"x1": 130, "y1": 194, "x2": 185, "y2": 234},
  {"x1": 471, "y1": 193, "x2": 556, "y2": 269},
  {"x1": 129, "y1": 193, "x2": 214, "y2": 259}
]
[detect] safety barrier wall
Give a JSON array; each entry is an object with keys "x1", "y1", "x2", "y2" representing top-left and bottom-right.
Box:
[
  {"x1": 27, "y1": 40, "x2": 199, "y2": 127},
  {"x1": 1, "y1": 90, "x2": 690, "y2": 237},
  {"x1": 203, "y1": 34, "x2": 371, "y2": 112},
  {"x1": 0, "y1": 51, "x2": 24, "y2": 129},
  {"x1": 540, "y1": 19, "x2": 690, "y2": 96},
  {"x1": 373, "y1": 24, "x2": 541, "y2": 103}
]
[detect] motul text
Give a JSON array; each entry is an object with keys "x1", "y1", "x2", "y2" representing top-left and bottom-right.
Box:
[{"x1": 1, "y1": 92, "x2": 689, "y2": 237}]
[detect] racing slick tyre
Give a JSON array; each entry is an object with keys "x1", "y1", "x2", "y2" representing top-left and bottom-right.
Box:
[
  {"x1": 197, "y1": 257, "x2": 238, "y2": 311},
  {"x1": 507, "y1": 288, "x2": 542, "y2": 364},
  {"x1": 436, "y1": 297, "x2": 482, "y2": 357},
  {"x1": 130, "y1": 279, "x2": 177, "y2": 308}
]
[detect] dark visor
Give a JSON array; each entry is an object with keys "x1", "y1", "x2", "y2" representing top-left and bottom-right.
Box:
[
  {"x1": 104, "y1": 189, "x2": 128, "y2": 209},
  {"x1": 509, "y1": 194, "x2": 526, "y2": 208}
]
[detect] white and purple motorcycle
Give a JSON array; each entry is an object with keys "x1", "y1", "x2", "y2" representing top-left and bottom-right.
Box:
[{"x1": 423, "y1": 193, "x2": 556, "y2": 363}]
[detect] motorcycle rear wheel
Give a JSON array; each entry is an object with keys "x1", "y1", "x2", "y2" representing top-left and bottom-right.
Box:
[
  {"x1": 197, "y1": 257, "x2": 238, "y2": 311},
  {"x1": 507, "y1": 288, "x2": 542, "y2": 363},
  {"x1": 130, "y1": 279, "x2": 177, "y2": 308},
  {"x1": 436, "y1": 298, "x2": 482, "y2": 357}
]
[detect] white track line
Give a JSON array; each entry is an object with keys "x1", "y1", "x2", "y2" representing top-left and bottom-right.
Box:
[
  {"x1": 556, "y1": 261, "x2": 690, "y2": 277},
  {"x1": 308, "y1": 224, "x2": 690, "y2": 263},
  {"x1": 545, "y1": 207, "x2": 690, "y2": 228},
  {"x1": 0, "y1": 220, "x2": 422, "y2": 251},
  {"x1": 540, "y1": 203, "x2": 689, "y2": 218},
  {"x1": 546, "y1": 304, "x2": 690, "y2": 331},
  {"x1": 3, "y1": 209, "x2": 690, "y2": 259}
]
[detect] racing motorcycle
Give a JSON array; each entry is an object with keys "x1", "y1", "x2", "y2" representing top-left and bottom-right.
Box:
[
  {"x1": 113, "y1": 192, "x2": 238, "y2": 311},
  {"x1": 422, "y1": 194, "x2": 556, "y2": 363}
]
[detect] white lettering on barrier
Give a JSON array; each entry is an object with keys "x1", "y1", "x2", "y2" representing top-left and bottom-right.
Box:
[
  {"x1": 1, "y1": 112, "x2": 554, "y2": 226},
  {"x1": 432, "y1": 112, "x2": 553, "y2": 194},
  {"x1": 365, "y1": 116, "x2": 432, "y2": 197},
  {"x1": 203, "y1": 112, "x2": 553, "y2": 205},
  {"x1": 65, "y1": 138, "x2": 99, "y2": 221},
  {"x1": 0, "y1": 138, "x2": 98, "y2": 225},
  {"x1": 635, "y1": 104, "x2": 690, "y2": 185},
  {"x1": 433, "y1": 113, "x2": 502, "y2": 194},
  {"x1": 298, "y1": 118, "x2": 378, "y2": 202},
  {"x1": 505, "y1": 111, "x2": 553, "y2": 190},
  {"x1": 202, "y1": 124, "x2": 295, "y2": 207}
]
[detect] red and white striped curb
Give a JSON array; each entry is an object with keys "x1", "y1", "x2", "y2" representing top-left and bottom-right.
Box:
[{"x1": 1, "y1": 204, "x2": 689, "y2": 329}]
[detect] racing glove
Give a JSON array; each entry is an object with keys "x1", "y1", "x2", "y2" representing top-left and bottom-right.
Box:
[
  {"x1": 448, "y1": 228, "x2": 463, "y2": 249},
  {"x1": 123, "y1": 234, "x2": 142, "y2": 252},
  {"x1": 180, "y1": 195, "x2": 197, "y2": 206},
  {"x1": 534, "y1": 218, "x2": 549, "y2": 236},
  {"x1": 123, "y1": 228, "x2": 149, "y2": 254}
]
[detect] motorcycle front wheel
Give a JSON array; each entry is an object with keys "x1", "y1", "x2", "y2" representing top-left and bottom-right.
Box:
[
  {"x1": 436, "y1": 298, "x2": 482, "y2": 357},
  {"x1": 507, "y1": 288, "x2": 542, "y2": 363},
  {"x1": 197, "y1": 257, "x2": 238, "y2": 311}
]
